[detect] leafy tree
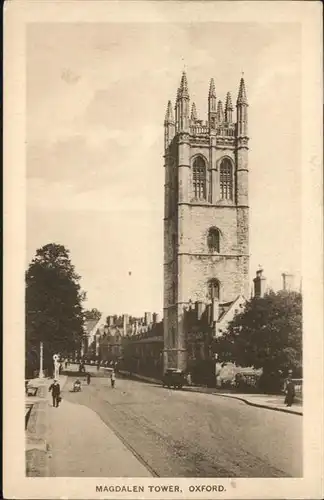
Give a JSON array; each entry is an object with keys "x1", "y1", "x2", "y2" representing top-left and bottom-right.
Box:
[
  {"x1": 84, "y1": 308, "x2": 102, "y2": 322},
  {"x1": 214, "y1": 290, "x2": 302, "y2": 385},
  {"x1": 26, "y1": 243, "x2": 86, "y2": 374}
]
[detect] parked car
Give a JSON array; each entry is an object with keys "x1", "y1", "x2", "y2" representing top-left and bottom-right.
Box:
[{"x1": 162, "y1": 368, "x2": 186, "y2": 389}]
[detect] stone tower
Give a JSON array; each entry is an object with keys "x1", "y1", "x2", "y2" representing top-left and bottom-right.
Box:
[{"x1": 163, "y1": 72, "x2": 250, "y2": 370}]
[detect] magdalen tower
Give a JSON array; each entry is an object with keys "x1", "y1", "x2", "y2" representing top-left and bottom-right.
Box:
[{"x1": 163, "y1": 72, "x2": 249, "y2": 370}]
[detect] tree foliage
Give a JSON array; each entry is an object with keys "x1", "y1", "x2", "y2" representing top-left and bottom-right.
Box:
[
  {"x1": 26, "y1": 243, "x2": 86, "y2": 372},
  {"x1": 214, "y1": 290, "x2": 302, "y2": 377},
  {"x1": 84, "y1": 308, "x2": 102, "y2": 322}
]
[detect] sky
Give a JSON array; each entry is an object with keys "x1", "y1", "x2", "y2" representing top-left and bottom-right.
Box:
[{"x1": 26, "y1": 22, "x2": 301, "y2": 317}]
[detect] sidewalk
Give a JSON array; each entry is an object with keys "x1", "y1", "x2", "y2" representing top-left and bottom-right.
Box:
[
  {"x1": 207, "y1": 391, "x2": 303, "y2": 416},
  {"x1": 26, "y1": 374, "x2": 152, "y2": 477},
  {"x1": 46, "y1": 397, "x2": 152, "y2": 477},
  {"x1": 25, "y1": 375, "x2": 68, "y2": 476},
  {"x1": 119, "y1": 371, "x2": 303, "y2": 416}
]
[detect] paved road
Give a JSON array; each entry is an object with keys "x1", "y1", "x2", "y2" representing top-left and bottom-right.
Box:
[{"x1": 62, "y1": 367, "x2": 302, "y2": 478}]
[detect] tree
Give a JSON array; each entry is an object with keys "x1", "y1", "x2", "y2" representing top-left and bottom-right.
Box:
[
  {"x1": 84, "y1": 308, "x2": 102, "y2": 322},
  {"x1": 214, "y1": 290, "x2": 302, "y2": 386},
  {"x1": 26, "y1": 243, "x2": 86, "y2": 374}
]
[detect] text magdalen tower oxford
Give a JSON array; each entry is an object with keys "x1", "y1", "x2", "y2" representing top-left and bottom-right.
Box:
[{"x1": 163, "y1": 72, "x2": 250, "y2": 370}]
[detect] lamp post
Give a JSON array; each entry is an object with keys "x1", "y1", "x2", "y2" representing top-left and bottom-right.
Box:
[
  {"x1": 39, "y1": 341, "x2": 44, "y2": 379},
  {"x1": 214, "y1": 352, "x2": 219, "y2": 388}
]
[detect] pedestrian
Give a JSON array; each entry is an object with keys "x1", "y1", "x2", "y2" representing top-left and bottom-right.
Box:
[
  {"x1": 65, "y1": 359, "x2": 68, "y2": 369},
  {"x1": 111, "y1": 370, "x2": 116, "y2": 388},
  {"x1": 48, "y1": 379, "x2": 61, "y2": 407},
  {"x1": 284, "y1": 370, "x2": 295, "y2": 407},
  {"x1": 86, "y1": 372, "x2": 91, "y2": 385},
  {"x1": 187, "y1": 372, "x2": 192, "y2": 386}
]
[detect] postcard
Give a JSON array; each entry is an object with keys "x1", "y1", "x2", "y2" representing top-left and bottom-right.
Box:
[{"x1": 3, "y1": 1, "x2": 323, "y2": 499}]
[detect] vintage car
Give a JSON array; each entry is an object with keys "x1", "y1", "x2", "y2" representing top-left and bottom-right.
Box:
[{"x1": 162, "y1": 368, "x2": 186, "y2": 389}]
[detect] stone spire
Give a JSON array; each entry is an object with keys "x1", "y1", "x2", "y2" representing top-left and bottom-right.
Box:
[
  {"x1": 209, "y1": 78, "x2": 216, "y2": 99},
  {"x1": 177, "y1": 71, "x2": 190, "y2": 132},
  {"x1": 178, "y1": 71, "x2": 189, "y2": 99},
  {"x1": 237, "y1": 77, "x2": 248, "y2": 105},
  {"x1": 225, "y1": 92, "x2": 233, "y2": 122},
  {"x1": 208, "y1": 78, "x2": 217, "y2": 126},
  {"x1": 164, "y1": 100, "x2": 174, "y2": 124},
  {"x1": 236, "y1": 76, "x2": 248, "y2": 136},
  {"x1": 191, "y1": 102, "x2": 198, "y2": 122},
  {"x1": 217, "y1": 100, "x2": 224, "y2": 122},
  {"x1": 164, "y1": 100, "x2": 175, "y2": 149}
]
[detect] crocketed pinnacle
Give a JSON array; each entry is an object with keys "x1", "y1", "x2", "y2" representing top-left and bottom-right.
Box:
[
  {"x1": 191, "y1": 102, "x2": 197, "y2": 121},
  {"x1": 165, "y1": 100, "x2": 174, "y2": 123},
  {"x1": 217, "y1": 100, "x2": 224, "y2": 121},
  {"x1": 209, "y1": 78, "x2": 216, "y2": 98},
  {"x1": 178, "y1": 71, "x2": 189, "y2": 99},
  {"x1": 237, "y1": 77, "x2": 248, "y2": 105},
  {"x1": 225, "y1": 91, "x2": 233, "y2": 111}
]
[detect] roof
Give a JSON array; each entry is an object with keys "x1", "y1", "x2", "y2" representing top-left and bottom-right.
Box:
[
  {"x1": 218, "y1": 301, "x2": 235, "y2": 321},
  {"x1": 84, "y1": 319, "x2": 99, "y2": 335}
]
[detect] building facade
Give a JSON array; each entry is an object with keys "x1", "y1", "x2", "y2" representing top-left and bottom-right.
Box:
[{"x1": 163, "y1": 73, "x2": 250, "y2": 370}]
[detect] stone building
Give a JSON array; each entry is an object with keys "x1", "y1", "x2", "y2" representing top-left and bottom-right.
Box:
[
  {"x1": 122, "y1": 315, "x2": 163, "y2": 379},
  {"x1": 163, "y1": 72, "x2": 250, "y2": 370}
]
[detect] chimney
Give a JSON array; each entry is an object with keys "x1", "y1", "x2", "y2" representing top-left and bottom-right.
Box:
[
  {"x1": 123, "y1": 314, "x2": 128, "y2": 335},
  {"x1": 144, "y1": 312, "x2": 152, "y2": 326},
  {"x1": 253, "y1": 268, "x2": 266, "y2": 298},
  {"x1": 153, "y1": 312, "x2": 160, "y2": 324},
  {"x1": 282, "y1": 273, "x2": 295, "y2": 291},
  {"x1": 195, "y1": 301, "x2": 205, "y2": 321}
]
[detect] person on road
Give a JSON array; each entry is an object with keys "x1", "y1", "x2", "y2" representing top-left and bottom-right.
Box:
[
  {"x1": 86, "y1": 372, "x2": 91, "y2": 385},
  {"x1": 49, "y1": 379, "x2": 61, "y2": 407},
  {"x1": 111, "y1": 370, "x2": 116, "y2": 388},
  {"x1": 284, "y1": 370, "x2": 295, "y2": 407}
]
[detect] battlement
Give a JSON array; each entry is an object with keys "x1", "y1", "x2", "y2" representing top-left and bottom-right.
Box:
[{"x1": 190, "y1": 122, "x2": 236, "y2": 138}]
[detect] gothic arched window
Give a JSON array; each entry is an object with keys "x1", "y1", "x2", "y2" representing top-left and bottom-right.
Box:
[
  {"x1": 207, "y1": 227, "x2": 220, "y2": 252},
  {"x1": 220, "y1": 158, "x2": 233, "y2": 200},
  {"x1": 208, "y1": 279, "x2": 220, "y2": 300},
  {"x1": 192, "y1": 156, "x2": 206, "y2": 200}
]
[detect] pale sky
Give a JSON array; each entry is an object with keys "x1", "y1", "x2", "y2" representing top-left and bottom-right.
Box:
[{"x1": 26, "y1": 22, "x2": 301, "y2": 317}]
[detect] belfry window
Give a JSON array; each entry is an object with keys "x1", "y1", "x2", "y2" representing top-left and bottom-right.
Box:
[
  {"x1": 208, "y1": 279, "x2": 220, "y2": 300},
  {"x1": 192, "y1": 156, "x2": 206, "y2": 200},
  {"x1": 207, "y1": 227, "x2": 220, "y2": 252},
  {"x1": 220, "y1": 158, "x2": 233, "y2": 200}
]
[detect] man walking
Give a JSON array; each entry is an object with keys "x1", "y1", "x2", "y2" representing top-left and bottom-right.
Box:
[
  {"x1": 284, "y1": 370, "x2": 296, "y2": 407},
  {"x1": 111, "y1": 370, "x2": 116, "y2": 388},
  {"x1": 49, "y1": 379, "x2": 61, "y2": 407}
]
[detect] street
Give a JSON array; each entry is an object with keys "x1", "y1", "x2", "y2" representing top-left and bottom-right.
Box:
[{"x1": 50, "y1": 365, "x2": 302, "y2": 478}]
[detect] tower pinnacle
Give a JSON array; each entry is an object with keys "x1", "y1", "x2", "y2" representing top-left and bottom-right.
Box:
[
  {"x1": 225, "y1": 92, "x2": 233, "y2": 111},
  {"x1": 225, "y1": 92, "x2": 233, "y2": 122},
  {"x1": 164, "y1": 100, "x2": 174, "y2": 124},
  {"x1": 208, "y1": 78, "x2": 217, "y2": 126},
  {"x1": 236, "y1": 77, "x2": 248, "y2": 136},
  {"x1": 237, "y1": 77, "x2": 248, "y2": 105},
  {"x1": 209, "y1": 78, "x2": 216, "y2": 98},
  {"x1": 179, "y1": 71, "x2": 189, "y2": 99},
  {"x1": 217, "y1": 100, "x2": 224, "y2": 122},
  {"x1": 191, "y1": 102, "x2": 198, "y2": 121}
]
